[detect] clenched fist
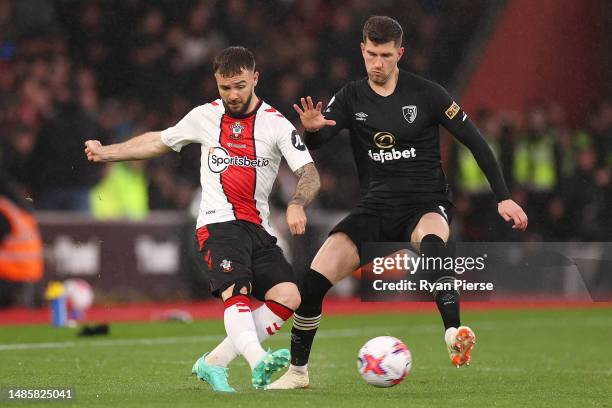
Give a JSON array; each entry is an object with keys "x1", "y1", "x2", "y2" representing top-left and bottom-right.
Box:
[{"x1": 84, "y1": 140, "x2": 104, "y2": 162}]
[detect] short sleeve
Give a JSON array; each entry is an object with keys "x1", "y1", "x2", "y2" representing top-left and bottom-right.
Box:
[
  {"x1": 160, "y1": 107, "x2": 206, "y2": 152},
  {"x1": 276, "y1": 119, "x2": 314, "y2": 172}
]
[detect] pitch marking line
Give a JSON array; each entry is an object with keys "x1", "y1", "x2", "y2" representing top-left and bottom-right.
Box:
[
  {"x1": 0, "y1": 326, "x2": 406, "y2": 352},
  {"x1": 1, "y1": 316, "x2": 609, "y2": 352}
]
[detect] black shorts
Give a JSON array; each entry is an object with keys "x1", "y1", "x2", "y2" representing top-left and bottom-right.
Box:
[
  {"x1": 195, "y1": 220, "x2": 295, "y2": 301},
  {"x1": 329, "y1": 199, "x2": 452, "y2": 256}
]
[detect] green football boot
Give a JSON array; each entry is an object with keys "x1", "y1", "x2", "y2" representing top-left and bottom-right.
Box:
[
  {"x1": 192, "y1": 353, "x2": 236, "y2": 393},
  {"x1": 251, "y1": 348, "x2": 290, "y2": 389}
]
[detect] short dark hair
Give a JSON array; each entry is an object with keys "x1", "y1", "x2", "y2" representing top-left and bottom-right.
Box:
[
  {"x1": 362, "y1": 16, "x2": 403, "y2": 46},
  {"x1": 213, "y1": 46, "x2": 256, "y2": 76}
]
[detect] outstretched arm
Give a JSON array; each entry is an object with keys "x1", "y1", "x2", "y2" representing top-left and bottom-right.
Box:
[
  {"x1": 286, "y1": 162, "x2": 321, "y2": 235},
  {"x1": 449, "y1": 120, "x2": 510, "y2": 200},
  {"x1": 84, "y1": 131, "x2": 171, "y2": 162},
  {"x1": 450, "y1": 123, "x2": 528, "y2": 230},
  {"x1": 445, "y1": 118, "x2": 528, "y2": 231},
  {"x1": 431, "y1": 85, "x2": 528, "y2": 231}
]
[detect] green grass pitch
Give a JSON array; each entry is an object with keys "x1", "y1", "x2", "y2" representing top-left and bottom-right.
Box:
[{"x1": 0, "y1": 307, "x2": 610, "y2": 407}]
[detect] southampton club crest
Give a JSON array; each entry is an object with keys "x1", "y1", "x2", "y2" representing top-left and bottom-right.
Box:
[
  {"x1": 220, "y1": 259, "x2": 233, "y2": 273},
  {"x1": 402, "y1": 105, "x2": 417, "y2": 123},
  {"x1": 230, "y1": 122, "x2": 245, "y2": 140}
]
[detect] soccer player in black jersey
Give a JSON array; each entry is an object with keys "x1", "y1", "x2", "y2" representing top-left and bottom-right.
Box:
[{"x1": 268, "y1": 16, "x2": 528, "y2": 389}]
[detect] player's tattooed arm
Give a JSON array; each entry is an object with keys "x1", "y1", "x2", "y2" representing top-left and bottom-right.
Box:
[
  {"x1": 287, "y1": 162, "x2": 320, "y2": 235},
  {"x1": 289, "y1": 163, "x2": 320, "y2": 208}
]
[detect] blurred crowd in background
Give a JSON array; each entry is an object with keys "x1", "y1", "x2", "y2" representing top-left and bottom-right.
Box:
[{"x1": 0, "y1": 0, "x2": 610, "y2": 242}]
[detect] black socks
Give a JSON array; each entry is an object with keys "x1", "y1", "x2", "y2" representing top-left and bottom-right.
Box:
[
  {"x1": 420, "y1": 234, "x2": 461, "y2": 330},
  {"x1": 290, "y1": 268, "x2": 333, "y2": 366}
]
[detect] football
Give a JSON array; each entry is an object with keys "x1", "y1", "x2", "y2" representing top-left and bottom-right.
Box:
[
  {"x1": 64, "y1": 278, "x2": 94, "y2": 312},
  {"x1": 357, "y1": 336, "x2": 412, "y2": 387}
]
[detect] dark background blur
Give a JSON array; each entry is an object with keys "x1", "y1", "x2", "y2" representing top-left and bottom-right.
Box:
[{"x1": 0, "y1": 0, "x2": 610, "y2": 302}]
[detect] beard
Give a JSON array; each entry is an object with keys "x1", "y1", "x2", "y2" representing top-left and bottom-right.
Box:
[{"x1": 223, "y1": 91, "x2": 254, "y2": 116}]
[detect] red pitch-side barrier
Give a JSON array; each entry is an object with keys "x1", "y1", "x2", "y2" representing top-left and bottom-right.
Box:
[{"x1": 0, "y1": 298, "x2": 610, "y2": 325}]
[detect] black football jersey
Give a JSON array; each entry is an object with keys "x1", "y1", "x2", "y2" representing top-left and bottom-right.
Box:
[{"x1": 305, "y1": 69, "x2": 509, "y2": 209}]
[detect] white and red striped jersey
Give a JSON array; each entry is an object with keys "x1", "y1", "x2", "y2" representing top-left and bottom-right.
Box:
[{"x1": 161, "y1": 99, "x2": 313, "y2": 234}]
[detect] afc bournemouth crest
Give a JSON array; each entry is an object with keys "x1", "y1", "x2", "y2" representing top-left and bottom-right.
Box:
[
  {"x1": 220, "y1": 259, "x2": 233, "y2": 272},
  {"x1": 402, "y1": 105, "x2": 417, "y2": 123},
  {"x1": 230, "y1": 122, "x2": 245, "y2": 140}
]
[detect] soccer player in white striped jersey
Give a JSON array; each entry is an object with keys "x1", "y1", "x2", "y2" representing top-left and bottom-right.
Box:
[{"x1": 84, "y1": 47, "x2": 321, "y2": 392}]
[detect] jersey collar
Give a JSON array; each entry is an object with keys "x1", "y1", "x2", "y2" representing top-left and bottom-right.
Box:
[{"x1": 365, "y1": 68, "x2": 404, "y2": 99}]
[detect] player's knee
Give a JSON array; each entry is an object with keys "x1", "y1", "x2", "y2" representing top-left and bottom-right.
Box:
[
  {"x1": 311, "y1": 233, "x2": 359, "y2": 283},
  {"x1": 266, "y1": 282, "x2": 301, "y2": 311},
  {"x1": 278, "y1": 289, "x2": 301, "y2": 311},
  {"x1": 411, "y1": 213, "x2": 449, "y2": 245},
  {"x1": 221, "y1": 279, "x2": 252, "y2": 301}
]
